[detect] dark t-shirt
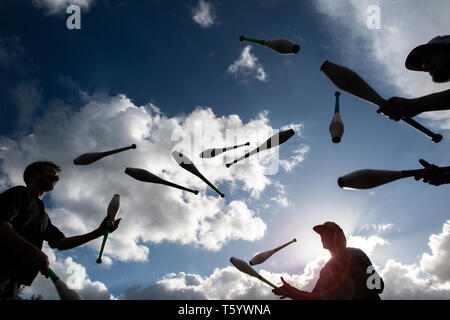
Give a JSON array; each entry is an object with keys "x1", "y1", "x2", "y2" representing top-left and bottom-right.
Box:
[
  {"x1": 311, "y1": 247, "x2": 384, "y2": 300},
  {"x1": 0, "y1": 186, "x2": 65, "y2": 285}
]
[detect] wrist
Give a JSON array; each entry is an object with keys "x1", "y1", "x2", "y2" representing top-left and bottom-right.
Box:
[
  {"x1": 95, "y1": 228, "x2": 105, "y2": 238},
  {"x1": 410, "y1": 97, "x2": 427, "y2": 114}
]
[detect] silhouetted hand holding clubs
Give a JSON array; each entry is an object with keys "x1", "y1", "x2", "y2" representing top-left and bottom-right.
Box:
[
  {"x1": 98, "y1": 216, "x2": 121, "y2": 234},
  {"x1": 414, "y1": 159, "x2": 450, "y2": 186},
  {"x1": 376, "y1": 97, "x2": 423, "y2": 121},
  {"x1": 272, "y1": 276, "x2": 293, "y2": 299}
]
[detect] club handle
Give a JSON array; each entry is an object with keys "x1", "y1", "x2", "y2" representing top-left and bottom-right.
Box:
[
  {"x1": 103, "y1": 144, "x2": 137, "y2": 157},
  {"x1": 163, "y1": 181, "x2": 199, "y2": 195},
  {"x1": 226, "y1": 149, "x2": 257, "y2": 167},
  {"x1": 97, "y1": 229, "x2": 110, "y2": 263},
  {"x1": 334, "y1": 91, "x2": 340, "y2": 112},
  {"x1": 47, "y1": 267, "x2": 59, "y2": 282},
  {"x1": 402, "y1": 165, "x2": 450, "y2": 178},
  {"x1": 240, "y1": 36, "x2": 264, "y2": 45},
  {"x1": 259, "y1": 276, "x2": 277, "y2": 289},
  {"x1": 199, "y1": 175, "x2": 225, "y2": 198},
  {"x1": 374, "y1": 97, "x2": 442, "y2": 143},
  {"x1": 400, "y1": 118, "x2": 443, "y2": 143},
  {"x1": 274, "y1": 238, "x2": 297, "y2": 252}
]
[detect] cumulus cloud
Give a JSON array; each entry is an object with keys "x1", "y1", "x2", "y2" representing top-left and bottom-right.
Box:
[
  {"x1": 380, "y1": 260, "x2": 450, "y2": 300},
  {"x1": 374, "y1": 223, "x2": 394, "y2": 233},
  {"x1": 313, "y1": 0, "x2": 450, "y2": 128},
  {"x1": 32, "y1": 0, "x2": 94, "y2": 15},
  {"x1": 420, "y1": 220, "x2": 450, "y2": 283},
  {"x1": 192, "y1": 0, "x2": 216, "y2": 28},
  {"x1": 279, "y1": 145, "x2": 310, "y2": 172},
  {"x1": 227, "y1": 46, "x2": 267, "y2": 82},
  {"x1": 269, "y1": 181, "x2": 289, "y2": 208},
  {"x1": 347, "y1": 235, "x2": 388, "y2": 256},
  {"x1": 23, "y1": 244, "x2": 113, "y2": 300},
  {"x1": 0, "y1": 90, "x2": 306, "y2": 262},
  {"x1": 378, "y1": 220, "x2": 450, "y2": 299}
]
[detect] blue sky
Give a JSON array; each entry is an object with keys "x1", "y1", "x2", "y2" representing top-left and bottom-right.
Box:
[{"x1": 1, "y1": 0, "x2": 449, "y2": 300}]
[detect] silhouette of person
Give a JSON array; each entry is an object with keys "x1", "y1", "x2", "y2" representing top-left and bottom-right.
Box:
[
  {"x1": 272, "y1": 222, "x2": 384, "y2": 300},
  {"x1": 0, "y1": 161, "x2": 121, "y2": 300},
  {"x1": 377, "y1": 35, "x2": 450, "y2": 120},
  {"x1": 376, "y1": 35, "x2": 450, "y2": 186}
]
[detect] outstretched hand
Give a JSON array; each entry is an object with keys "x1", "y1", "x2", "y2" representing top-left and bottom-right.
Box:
[
  {"x1": 414, "y1": 159, "x2": 450, "y2": 186},
  {"x1": 272, "y1": 276, "x2": 293, "y2": 299},
  {"x1": 98, "y1": 217, "x2": 121, "y2": 234},
  {"x1": 376, "y1": 97, "x2": 421, "y2": 121}
]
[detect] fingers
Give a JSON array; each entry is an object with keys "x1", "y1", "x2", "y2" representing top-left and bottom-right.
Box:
[
  {"x1": 415, "y1": 159, "x2": 445, "y2": 186},
  {"x1": 41, "y1": 266, "x2": 50, "y2": 278},
  {"x1": 33, "y1": 251, "x2": 49, "y2": 276},
  {"x1": 419, "y1": 159, "x2": 431, "y2": 168},
  {"x1": 110, "y1": 218, "x2": 121, "y2": 232},
  {"x1": 377, "y1": 97, "x2": 404, "y2": 121}
]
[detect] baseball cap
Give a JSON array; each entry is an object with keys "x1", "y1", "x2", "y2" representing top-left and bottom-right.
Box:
[
  {"x1": 313, "y1": 221, "x2": 343, "y2": 236},
  {"x1": 405, "y1": 35, "x2": 450, "y2": 71}
]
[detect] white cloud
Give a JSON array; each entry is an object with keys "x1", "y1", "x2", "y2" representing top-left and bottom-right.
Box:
[
  {"x1": 281, "y1": 123, "x2": 303, "y2": 136},
  {"x1": 374, "y1": 223, "x2": 394, "y2": 233},
  {"x1": 23, "y1": 244, "x2": 113, "y2": 300},
  {"x1": 380, "y1": 260, "x2": 450, "y2": 300},
  {"x1": 0, "y1": 91, "x2": 308, "y2": 262},
  {"x1": 192, "y1": 0, "x2": 216, "y2": 28},
  {"x1": 227, "y1": 46, "x2": 268, "y2": 82},
  {"x1": 360, "y1": 223, "x2": 395, "y2": 234},
  {"x1": 347, "y1": 235, "x2": 388, "y2": 256},
  {"x1": 32, "y1": 0, "x2": 94, "y2": 15},
  {"x1": 269, "y1": 181, "x2": 289, "y2": 207},
  {"x1": 379, "y1": 220, "x2": 450, "y2": 299},
  {"x1": 279, "y1": 145, "x2": 310, "y2": 172},
  {"x1": 313, "y1": 0, "x2": 450, "y2": 128},
  {"x1": 420, "y1": 220, "x2": 450, "y2": 283}
]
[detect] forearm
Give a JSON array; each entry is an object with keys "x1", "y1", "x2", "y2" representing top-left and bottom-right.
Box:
[
  {"x1": 56, "y1": 228, "x2": 103, "y2": 250},
  {"x1": 415, "y1": 89, "x2": 450, "y2": 112}
]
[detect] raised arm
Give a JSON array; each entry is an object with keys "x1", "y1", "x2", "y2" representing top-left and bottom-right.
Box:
[
  {"x1": 54, "y1": 217, "x2": 121, "y2": 251},
  {"x1": 377, "y1": 89, "x2": 450, "y2": 121}
]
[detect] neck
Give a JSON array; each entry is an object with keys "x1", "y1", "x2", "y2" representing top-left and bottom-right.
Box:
[
  {"x1": 28, "y1": 183, "x2": 45, "y2": 199},
  {"x1": 330, "y1": 246, "x2": 346, "y2": 259}
]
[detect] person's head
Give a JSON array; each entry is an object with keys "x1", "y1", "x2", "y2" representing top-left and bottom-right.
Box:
[
  {"x1": 23, "y1": 161, "x2": 61, "y2": 192},
  {"x1": 313, "y1": 222, "x2": 347, "y2": 254},
  {"x1": 405, "y1": 35, "x2": 450, "y2": 83}
]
